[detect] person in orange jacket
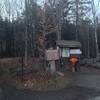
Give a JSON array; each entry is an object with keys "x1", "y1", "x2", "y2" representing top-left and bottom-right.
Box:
[{"x1": 69, "y1": 55, "x2": 78, "y2": 72}]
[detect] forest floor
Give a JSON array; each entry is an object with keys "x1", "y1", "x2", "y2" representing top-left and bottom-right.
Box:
[{"x1": 0, "y1": 66, "x2": 100, "y2": 100}]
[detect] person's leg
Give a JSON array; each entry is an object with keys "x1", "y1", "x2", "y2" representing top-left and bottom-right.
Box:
[
  {"x1": 76, "y1": 61, "x2": 80, "y2": 71},
  {"x1": 72, "y1": 65, "x2": 75, "y2": 72},
  {"x1": 75, "y1": 62, "x2": 77, "y2": 72}
]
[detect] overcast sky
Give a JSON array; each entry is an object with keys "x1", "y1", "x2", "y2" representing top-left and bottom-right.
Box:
[
  {"x1": 37, "y1": 0, "x2": 100, "y2": 15},
  {"x1": 0, "y1": 0, "x2": 100, "y2": 20}
]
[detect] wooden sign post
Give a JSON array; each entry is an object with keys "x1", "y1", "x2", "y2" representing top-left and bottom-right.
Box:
[{"x1": 45, "y1": 50, "x2": 59, "y2": 74}]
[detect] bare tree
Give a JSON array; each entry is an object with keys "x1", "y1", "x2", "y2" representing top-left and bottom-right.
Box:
[
  {"x1": 24, "y1": 0, "x2": 40, "y2": 66},
  {"x1": 24, "y1": 0, "x2": 28, "y2": 66},
  {"x1": 43, "y1": 0, "x2": 63, "y2": 40},
  {"x1": 74, "y1": 0, "x2": 91, "y2": 40},
  {"x1": 3, "y1": 0, "x2": 12, "y2": 22},
  {"x1": 91, "y1": 0, "x2": 100, "y2": 59},
  {"x1": 55, "y1": 0, "x2": 91, "y2": 40}
]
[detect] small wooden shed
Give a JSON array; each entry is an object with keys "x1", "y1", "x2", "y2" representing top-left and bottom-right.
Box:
[
  {"x1": 57, "y1": 40, "x2": 82, "y2": 56},
  {"x1": 56, "y1": 40, "x2": 82, "y2": 68}
]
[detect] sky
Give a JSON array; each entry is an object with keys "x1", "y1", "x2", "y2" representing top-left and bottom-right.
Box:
[
  {"x1": 37, "y1": 0, "x2": 44, "y2": 4},
  {"x1": 37, "y1": 0, "x2": 100, "y2": 11},
  {"x1": 37, "y1": 0, "x2": 100, "y2": 22},
  {"x1": 0, "y1": 0, "x2": 100, "y2": 20}
]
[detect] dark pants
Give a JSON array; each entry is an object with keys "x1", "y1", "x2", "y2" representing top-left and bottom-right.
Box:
[{"x1": 75, "y1": 61, "x2": 80, "y2": 72}]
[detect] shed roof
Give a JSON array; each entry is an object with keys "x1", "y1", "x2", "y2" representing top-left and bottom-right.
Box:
[{"x1": 57, "y1": 40, "x2": 81, "y2": 48}]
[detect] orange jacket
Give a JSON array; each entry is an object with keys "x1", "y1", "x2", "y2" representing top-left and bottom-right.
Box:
[{"x1": 70, "y1": 57, "x2": 78, "y2": 66}]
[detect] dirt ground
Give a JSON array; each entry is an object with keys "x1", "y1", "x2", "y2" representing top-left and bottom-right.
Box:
[{"x1": 0, "y1": 66, "x2": 100, "y2": 100}]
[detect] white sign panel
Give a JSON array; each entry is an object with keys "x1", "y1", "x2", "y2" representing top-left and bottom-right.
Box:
[
  {"x1": 70, "y1": 49, "x2": 82, "y2": 54},
  {"x1": 45, "y1": 50, "x2": 59, "y2": 61},
  {"x1": 61, "y1": 48, "x2": 70, "y2": 57}
]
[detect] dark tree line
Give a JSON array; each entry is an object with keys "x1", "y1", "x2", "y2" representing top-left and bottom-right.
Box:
[{"x1": 0, "y1": 0, "x2": 100, "y2": 59}]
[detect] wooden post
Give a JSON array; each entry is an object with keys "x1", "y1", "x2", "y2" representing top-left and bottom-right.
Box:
[
  {"x1": 21, "y1": 56, "x2": 24, "y2": 82},
  {"x1": 49, "y1": 60, "x2": 56, "y2": 74},
  {"x1": 45, "y1": 49, "x2": 59, "y2": 74}
]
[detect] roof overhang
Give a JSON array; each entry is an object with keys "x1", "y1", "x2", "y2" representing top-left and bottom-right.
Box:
[{"x1": 56, "y1": 40, "x2": 81, "y2": 48}]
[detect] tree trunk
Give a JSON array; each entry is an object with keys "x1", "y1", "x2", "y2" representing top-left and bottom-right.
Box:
[{"x1": 91, "y1": 0, "x2": 99, "y2": 59}]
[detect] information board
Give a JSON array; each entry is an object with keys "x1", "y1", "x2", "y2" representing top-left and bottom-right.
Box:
[
  {"x1": 61, "y1": 48, "x2": 70, "y2": 57},
  {"x1": 70, "y1": 49, "x2": 82, "y2": 54},
  {"x1": 45, "y1": 50, "x2": 59, "y2": 61}
]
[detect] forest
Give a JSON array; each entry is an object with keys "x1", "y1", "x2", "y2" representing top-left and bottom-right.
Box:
[{"x1": 0, "y1": 0, "x2": 100, "y2": 59}]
